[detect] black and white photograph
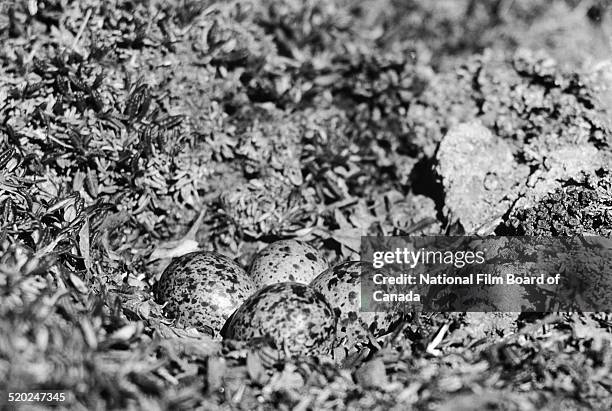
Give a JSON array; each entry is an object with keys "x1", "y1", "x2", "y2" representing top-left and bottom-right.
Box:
[{"x1": 1, "y1": 0, "x2": 612, "y2": 409}]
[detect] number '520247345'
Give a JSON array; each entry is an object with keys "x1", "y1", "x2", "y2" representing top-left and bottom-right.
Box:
[{"x1": 7, "y1": 391, "x2": 67, "y2": 402}]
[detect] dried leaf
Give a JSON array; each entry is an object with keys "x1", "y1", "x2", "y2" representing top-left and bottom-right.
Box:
[
  {"x1": 207, "y1": 357, "x2": 226, "y2": 392},
  {"x1": 108, "y1": 323, "x2": 142, "y2": 342},
  {"x1": 330, "y1": 228, "x2": 362, "y2": 253},
  {"x1": 69, "y1": 272, "x2": 89, "y2": 294},
  {"x1": 78, "y1": 217, "x2": 92, "y2": 274},
  {"x1": 246, "y1": 351, "x2": 269, "y2": 385}
]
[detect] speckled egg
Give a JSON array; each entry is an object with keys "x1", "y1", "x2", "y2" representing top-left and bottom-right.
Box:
[
  {"x1": 310, "y1": 261, "x2": 403, "y2": 348},
  {"x1": 249, "y1": 240, "x2": 329, "y2": 287},
  {"x1": 222, "y1": 282, "x2": 336, "y2": 356},
  {"x1": 153, "y1": 251, "x2": 257, "y2": 335}
]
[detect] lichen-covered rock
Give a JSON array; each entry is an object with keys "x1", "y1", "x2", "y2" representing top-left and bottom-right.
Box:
[
  {"x1": 222, "y1": 282, "x2": 336, "y2": 356},
  {"x1": 435, "y1": 121, "x2": 529, "y2": 233},
  {"x1": 310, "y1": 261, "x2": 403, "y2": 349},
  {"x1": 153, "y1": 251, "x2": 257, "y2": 335},
  {"x1": 249, "y1": 239, "x2": 329, "y2": 287}
]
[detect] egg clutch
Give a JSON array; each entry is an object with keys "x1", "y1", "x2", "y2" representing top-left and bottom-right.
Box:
[{"x1": 153, "y1": 240, "x2": 403, "y2": 356}]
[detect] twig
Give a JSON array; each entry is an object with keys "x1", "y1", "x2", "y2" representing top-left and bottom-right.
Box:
[
  {"x1": 72, "y1": 8, "x2": 92, "y2": 52},
  {"x1": 426, "y1": 322, "x2": 450, "y2": 355},
  {"x1": 184, "y1": 208, "x2": 207, "y2": 241}
]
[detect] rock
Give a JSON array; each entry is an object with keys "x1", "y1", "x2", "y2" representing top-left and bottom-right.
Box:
[{"x1": 435, "y1": 122, "x2": 529, "y2": 233}]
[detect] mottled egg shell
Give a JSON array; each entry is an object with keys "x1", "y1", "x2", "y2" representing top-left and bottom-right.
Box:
[
  {"x1": 154, "y1": 251, "x2": 257, "y2": 335},
  {"x1": 310, "y1": 261, "x2": 403, "y2": 347},
  {"x1": 249, "y1": 240, "x2": 329, "y2": 287},
  {"x1": 222, "y1": 282, "x2": 336, "y2": 356}
]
